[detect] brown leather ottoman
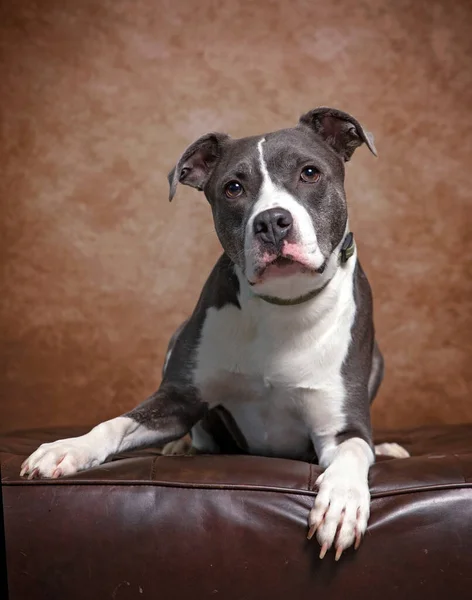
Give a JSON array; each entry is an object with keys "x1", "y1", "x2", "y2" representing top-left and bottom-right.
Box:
[{"x1": 1, "y1": 424, "x2": 472, "y2": 599}]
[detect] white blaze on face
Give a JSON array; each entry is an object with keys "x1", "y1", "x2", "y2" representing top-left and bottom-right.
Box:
[{"x1": 243, "y1": 138, "x2": 326, "y2": 296}]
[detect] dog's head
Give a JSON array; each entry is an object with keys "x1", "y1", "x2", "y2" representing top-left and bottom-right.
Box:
[{"x1": 168, "y1": 107, "x2": 376, "y2": 301}]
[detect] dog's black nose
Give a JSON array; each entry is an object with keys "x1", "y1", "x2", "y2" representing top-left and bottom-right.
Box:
[{"x1": 253, "y1": 208, "x2": 293, "y2": 246}]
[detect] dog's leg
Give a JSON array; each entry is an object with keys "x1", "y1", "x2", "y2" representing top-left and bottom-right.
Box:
[
  {"x1": 20, "y1": 384, "x2": 206, "y2": 479},
  {"x1": 20, "y1": 416, "x2": 160, "y2": 479},
  {"x1": 308, "y1": 434, "x2": 374, "y2": 561}
]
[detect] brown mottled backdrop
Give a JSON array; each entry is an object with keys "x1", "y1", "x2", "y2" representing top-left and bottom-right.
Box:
[{"x1": 1, "y1": 0, "x2": 471, "y2": 434}]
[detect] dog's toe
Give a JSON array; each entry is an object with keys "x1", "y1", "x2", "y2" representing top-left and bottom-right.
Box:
[{"x1": 375, "y1": 442, "x2": 410, "y2": 459}]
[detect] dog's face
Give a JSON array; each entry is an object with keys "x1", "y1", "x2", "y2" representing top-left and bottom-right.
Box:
[{"x1": 169, "y1": 108, "x2": 376, "y2": 300}]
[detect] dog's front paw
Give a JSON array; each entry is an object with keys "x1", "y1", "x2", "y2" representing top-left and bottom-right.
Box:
[
  {"x1": 20, "y1": 439, "x2": 99, "y2": 479},
  {"x1": 307, "y1": 467, "x2": 370, "y2": 561}
]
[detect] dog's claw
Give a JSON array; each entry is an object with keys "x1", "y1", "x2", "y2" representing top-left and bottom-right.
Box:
[
  {"x1": 319, "y1": 543, "x2": 329, "y2": 559},
  {"x1": 307, "y1": 525, "x2": 317, "y2": 540},
  {"x1": 335, "y1": 546, "x2": 344, "y2": 561},
  {"x1": 354, "y1": 531, "x2": 362, "y2": 550},
  {"x1": 27, "y1": 468, "x2": 39, "y2": 480}
]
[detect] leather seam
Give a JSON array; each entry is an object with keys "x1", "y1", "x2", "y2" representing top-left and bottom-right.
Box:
[{"x1": 3, "y1": 480, "x2": 472, "y2": 499}]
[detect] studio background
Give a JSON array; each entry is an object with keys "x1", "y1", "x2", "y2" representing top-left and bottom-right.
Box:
[{"x1": 1, "y1": 0, "x2": 471, "y2": 433}]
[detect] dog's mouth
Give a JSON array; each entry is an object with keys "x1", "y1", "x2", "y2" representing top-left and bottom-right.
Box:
[
  {"x1": 266, "y1": 256, "x2": 307, "y2": 273},
  {"x1": 253, "y1": 255, "x2": 324, "y2": 282},
  {"x1": 272, "y1": 256, "x2": 295, "y2": 267}
]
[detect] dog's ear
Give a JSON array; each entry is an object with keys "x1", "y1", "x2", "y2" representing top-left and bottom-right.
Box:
[
  {"x1": 168, "y1": 132, "x2": 229, "y2": 201},
  {"x1": 299, "y1": 107, "x2": 377, "y2": 162}
]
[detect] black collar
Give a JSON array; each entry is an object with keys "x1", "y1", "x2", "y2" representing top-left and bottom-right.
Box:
[
  {"x1": 340, "y1": 231, "x2": 355, "y2": 263},
  {"x1": 256, "y1": 232, "x2": 355, "y2": 307}
]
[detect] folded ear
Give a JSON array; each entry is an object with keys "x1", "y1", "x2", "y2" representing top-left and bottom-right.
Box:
[
  {"x1": 299, "y1": 107, "x2": 377, "y2": 161},
  {"x1": 168, "y1": 132, "x2": 229, "y2": 201}
]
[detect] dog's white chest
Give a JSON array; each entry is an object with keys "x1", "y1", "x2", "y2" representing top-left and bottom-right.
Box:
[{"x1": 193, "y1": 269, "x2": 356, "y2": 457}]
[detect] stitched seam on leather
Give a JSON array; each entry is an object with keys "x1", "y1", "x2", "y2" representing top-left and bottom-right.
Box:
[
  {"x1": 3, "y1": 481, "x2": 472, "y2": 499},
  {"x1": 370, "y1": 483, "x2": 472, "y2": 498},
  {"x1": 2, "y1": 481, "x2": 316, "y2": 494}
]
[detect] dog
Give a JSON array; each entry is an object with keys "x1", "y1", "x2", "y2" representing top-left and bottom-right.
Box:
[{"x1": 21, "y1": 107, "x2": 409, "y2": 560}]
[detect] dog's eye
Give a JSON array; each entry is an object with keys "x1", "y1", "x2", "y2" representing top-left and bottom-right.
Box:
[
  {"x1": 300, "y1": 166, "x2": 321, "y2": 183},
  {"x1": 224, "y1": 181, "x2": 244, "y2": 199}
]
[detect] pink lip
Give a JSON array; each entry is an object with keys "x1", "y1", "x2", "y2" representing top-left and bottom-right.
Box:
[
  {"x1": 250, "y1": 256, "x2": 315, "y2": 284},
  {"x1": 282, "y1": 242, "x2": 307, "y2": 264},
  {"x1": 263, "y1": 259, "x2": 309, "y2": 277},
  {"x1": 249, "y1": 242, "x2": 319, "y2": 285}
]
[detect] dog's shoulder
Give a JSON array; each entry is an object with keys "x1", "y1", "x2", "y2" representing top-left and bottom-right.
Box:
[
  {"x1": 347, "y1": 259, "x2": 375, "y2": 351},
  {"x1": 162, "y1": 254, "x2": 241, "y2": 383}
]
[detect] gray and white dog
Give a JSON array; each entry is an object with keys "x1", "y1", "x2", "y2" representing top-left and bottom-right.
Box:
[{"x1": 21, "y1": 107, "x2": 408, "y2": 560}]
